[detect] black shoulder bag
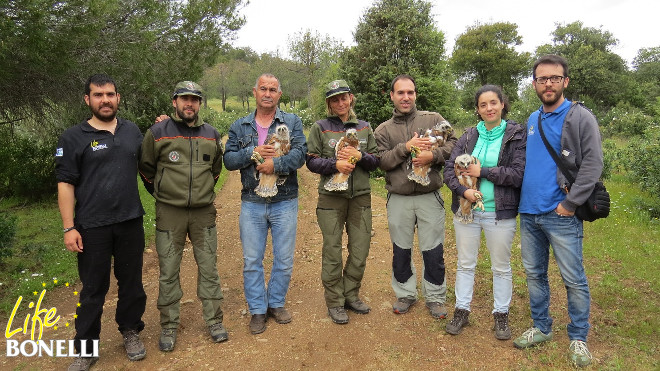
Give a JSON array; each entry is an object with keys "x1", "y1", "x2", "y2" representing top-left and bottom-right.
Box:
[{"x1": 537, "y1": 114, "x2": 610, "y2": 222}]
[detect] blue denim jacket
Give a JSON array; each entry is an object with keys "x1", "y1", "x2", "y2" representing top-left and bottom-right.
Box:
[{"x1": 224, "y1": 108, "x2": 307, "y2": 203}]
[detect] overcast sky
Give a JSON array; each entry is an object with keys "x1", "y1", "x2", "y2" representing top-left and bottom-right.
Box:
[{"x1": 233, "y1": 0, "x2": 654, "y2": 66}]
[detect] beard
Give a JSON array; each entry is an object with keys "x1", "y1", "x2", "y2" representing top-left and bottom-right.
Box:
[
  {"x1": 177, "y1": 107, "x2": 198, "y2": 124},
  {"x1": 536, "y1": 86, "x2": 564, "y2": 107},
  {"x1": 91, "y1": 104, "x2": 118, "y2": 122}
]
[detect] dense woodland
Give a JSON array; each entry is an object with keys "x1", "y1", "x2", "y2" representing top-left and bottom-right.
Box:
[{"x1": 0, "y1": 0, "x2": 658, "y2": 213}]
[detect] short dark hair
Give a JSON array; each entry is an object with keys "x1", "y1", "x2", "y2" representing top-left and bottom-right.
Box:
[
  {"x1": 85, "y1": 74, "x2": 117, "y2": 95},
  {"x1": 474, "y1": 84, "x2": 510, "y2": 120},
  {"x1": 390, "y1": 74, "x2": 417, "y2": 92},
  {"x1": 532, "y1": 54, "x2": 569, "y2": 79}
]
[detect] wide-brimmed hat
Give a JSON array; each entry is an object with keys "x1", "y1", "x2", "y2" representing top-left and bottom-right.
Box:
[{"x1": 325, "y1": 80, "x2": 351, "y2": 99}]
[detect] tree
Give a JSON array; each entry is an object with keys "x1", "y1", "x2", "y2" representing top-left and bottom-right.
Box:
[
  {"x1": 450, "y1": 22, "x2": 531, "y2": 106},
  {"x1": 202, "y1": 47, "x2": 259, "y2": 111},
  {"x1": 340, "y1": 0, "x2": 457, "y2": 126},
  {"x1": 535, "y1": 21, "x2": 627, "y2": 110},
  {"x1": 0, "y1": 0, "x2": 246, "y2": 199},
  {"x1": 632, "y1": 47, "x2": 660, "y2": 112},
  {"x1": 0, "y1": 0, "x2": 246, "y2": 130},
  {"x1": 288, "y1": 29, "x2": 342, "y2": 107}
]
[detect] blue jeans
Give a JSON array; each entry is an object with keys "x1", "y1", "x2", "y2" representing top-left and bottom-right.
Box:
[
  {"x1": 239, "y1": 198, "x2": 298, "y2": 315},
  {"x1": 453, "y1": 211, "x2": 516, "y2": 313},
  {"x1": 520, "y1": 212, "x2": 590, "y2": 341}
]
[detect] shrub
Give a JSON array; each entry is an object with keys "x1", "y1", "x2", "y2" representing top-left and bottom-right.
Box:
[
  {"x1": 601, "y1": 139, "x2": 623, "y2": 180},
  {"x1": 623, "y1": 126, "x2": 660, "y2": 218},
  {"x1": 0, "y1": 131, "x2": 56, "y2": 200},
  {"x1": 602, "y1": 103, "x2": 654, "y2": 137},
  {"x1": 202, "y1": 108, "x2": 241, "y2": 138},
  {"x1": 0, "y1": 213, "x2": 17, "y2": 264}
]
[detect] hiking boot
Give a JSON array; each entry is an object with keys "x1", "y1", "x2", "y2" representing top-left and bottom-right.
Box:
[
  {"x1": 328, "y1": 307, "x2": 349, "y2": 324},
  {"x1": 159, "y1": 328, "x2": 177, "y2": 352},
  {"x1": 249, "y1": 314, "x2": 267, "y2": 335},
  {"x1": 513, "y1": 327, "x2": 553, "y2": 349},
  {"x1": 426, "y1": 302, "x2": 448, "y2": 319},
  {"x1": 445, "y1": 308, "x2": 470, "y2": 335},
  {"x1": 569, "y1": 340, "x2": 593, "y2": 367},
  {"x1": 68, "y1": 356, "x2": 98, "y2": 371},
  {"x1": 267, "y1": 307, "x2": 292, "y2": 324},
  {"x1": 209, "y1": 322, "x2": 229, "y2": 343},
  {"x1": 121, "y1": 329, "x2": 146, "y2": 361},
  {"x1": 493, "y1": 312, "x2": 511, "y2": 340},
  {"x1": 392, "y1": 297, "x2": 417, "y2": 314},
  {"x1": 345, "y1": 298, "x2": 370, "y2": 314}
]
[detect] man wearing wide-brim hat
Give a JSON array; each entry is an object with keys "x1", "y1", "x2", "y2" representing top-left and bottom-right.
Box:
[{"x1": 139, "y1": 81, "x2": 228, "y2": 352}]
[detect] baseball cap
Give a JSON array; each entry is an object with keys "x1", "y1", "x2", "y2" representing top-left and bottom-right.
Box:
[
  {"x1": 325, "y1": 80, "x2": 351, "y2": 99},
  {"x1": 173, "y1": 81, "x2": 203, "y2": 99}
]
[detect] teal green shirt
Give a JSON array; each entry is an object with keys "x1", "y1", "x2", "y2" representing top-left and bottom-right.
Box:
[{"x1": 472, "y1": 120, "x2": 506, "y2": 211}]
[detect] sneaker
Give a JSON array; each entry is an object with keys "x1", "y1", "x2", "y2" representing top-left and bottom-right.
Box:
[
  {"x1": 392, "y1": 297, "x2": 417, "y2": 314},
  {"x1": 328, "y1": 307, "x2": 349, "y2": 324},
  {"x1": 249, "y1": 314, "x2": 267, "y2": 335},
  {"x1": 345, "y1": 298, "x2": 370, "y2": 314},
  {"x1": 445, "y1": 308, "x2": 470, "y2": 335},
  {"x1": 426, "y1": 302, "x2": 448, "y2": 319},
  {"x1": 159, "y1": 328, "x2": 177, "y2": 352},
  {"x1": 267, "y1": 307, "x2": 292, "y2": 324},
  {"x1": 121, "y1": 329, "x2": 146, "y2": 361},
  {"x1": 209, "y1": 322, "x2": 229, "y2": 343},
  {"x1": 68, "y1": 356, "x2": 99, "y2": 371},
  {"x1": 569, "y1": 340, "x2": 592, "y2": 367},
  {"x1": 493, "y1": 312, "x2": 511, "y2": 340},
  {"x1": 513, "y1": 327, "x2": 553, "y2": 349}
]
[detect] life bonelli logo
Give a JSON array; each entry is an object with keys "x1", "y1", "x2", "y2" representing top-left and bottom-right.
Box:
[{"x1": 4, "y1": 281, "x2": 98, "y2": 357}]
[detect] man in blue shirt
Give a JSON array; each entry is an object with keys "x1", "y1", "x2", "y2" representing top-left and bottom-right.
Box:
[{"x1": 514, "y1": 55, "x2": 604, "y2": 368}]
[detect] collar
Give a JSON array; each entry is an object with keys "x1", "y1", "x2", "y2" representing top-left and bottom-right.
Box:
[
  {"x1": 539, "y1": 99, "x2": 571, "y2": 118},
  {"x1": 392, "y1": 105, "x2": 417, "y2": 122},
  {"x1": 81, "y1": 118, "x2": 123, "y2": 133}
]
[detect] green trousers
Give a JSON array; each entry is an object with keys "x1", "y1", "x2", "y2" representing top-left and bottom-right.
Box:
[
  {"x1": 316, "y1": 193, "x2": 372, "y2": 308},
  {"x1": 155, "y1": 202, "x2": 223, "y2": 328}
]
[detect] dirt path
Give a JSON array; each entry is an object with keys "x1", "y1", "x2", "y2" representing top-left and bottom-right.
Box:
[{"x1": 3, "y1": 167, "x2": 597, "y2": 370}]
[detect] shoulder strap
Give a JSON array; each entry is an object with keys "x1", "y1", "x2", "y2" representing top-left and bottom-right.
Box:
[{"x1": 537, "y1": 113, "x2": 576, "y2": 184}]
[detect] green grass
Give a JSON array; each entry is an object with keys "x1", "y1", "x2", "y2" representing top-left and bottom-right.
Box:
[
  {"x1": 371, "y1": 171, "x2": 658, "y2": 369},
  {"x1": 0, "y1": 196, "x2": 77, "y2": 315},
  {"x1": 0, "y1": 168, "x2": 230, "y2": 317}
]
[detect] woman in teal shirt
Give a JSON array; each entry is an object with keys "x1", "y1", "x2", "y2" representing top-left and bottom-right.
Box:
[{"x1": 443, "y1": 85, "x2": 526, "y2": 339}]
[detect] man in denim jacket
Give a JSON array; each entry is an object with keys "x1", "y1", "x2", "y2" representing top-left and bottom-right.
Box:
[{"x1": 224, "y1": 73, "x2": 307, "y2": 335}]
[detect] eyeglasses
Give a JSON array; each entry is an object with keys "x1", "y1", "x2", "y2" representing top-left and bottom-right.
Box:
[{"x1": 534, "y1": 75, "x2": 565, "y2": 84}]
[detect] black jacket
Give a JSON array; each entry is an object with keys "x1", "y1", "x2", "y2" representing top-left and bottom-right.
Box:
[{"x1": 444, "y1": 121, "x2": 526, "y2": 220}]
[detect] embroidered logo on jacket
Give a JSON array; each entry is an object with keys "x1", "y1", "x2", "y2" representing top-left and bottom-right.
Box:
[
  {"x1": 169, "y1": 151, "x2": 180, "y2": 162},
  {"x1": 328, "y1": 139, "x2": 338, "y2": 148},
  {"x1": 90, "y1": 140, "x2": 108, "y2": 152},
  {"x1": 55, "y1": 148, "x2": 63, "y2": 157}
]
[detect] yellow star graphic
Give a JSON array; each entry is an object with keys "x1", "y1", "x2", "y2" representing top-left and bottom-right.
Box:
[
  {"x1": 65, "y1": 282, "x2": 70, "y2": 287},
  {"x1": 73, "y1": 314, "x2": 78, "y2": 319},
  {"x1": 42, "y1": 282, "x2": 46, "y2": 287},
  {"x1": 73, "y1": 291, "x2": 78, "y2": 296},
  {"x1": 53, "y1": 279, "x2": 58, "y2": 284},
  {"x1": 33, "y1": 291, "x2": 38, "y2": 295},
  {"x1": 76, "y1": 303, "x2": 81, "y2": 307},
  {"x1": 65, "y1": 322, "x2": 70, "y2": 327},
  {"x1": 54, "y1": 326, "x2": 58, "y2": 330}
]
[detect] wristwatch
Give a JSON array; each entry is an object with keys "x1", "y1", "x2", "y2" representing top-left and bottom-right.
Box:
[{"x1": 63, "y1": 226, "x2": 76, "y2": 233}]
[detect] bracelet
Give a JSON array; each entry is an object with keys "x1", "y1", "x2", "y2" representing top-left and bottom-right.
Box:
[{"x1": 63, "y1": 226, "x2": 76, "y2": 233}]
